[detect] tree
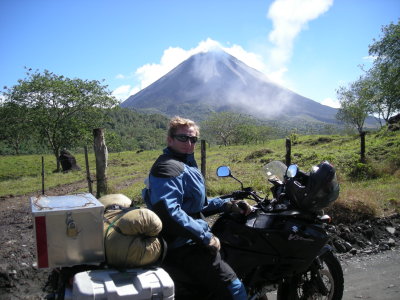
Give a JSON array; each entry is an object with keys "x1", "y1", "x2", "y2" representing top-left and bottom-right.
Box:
[
  {"x1": 200, "y1": 112, "x2": 272, "y2": 145},
  {"x1": 254, "y1": 125, "x2": 273, "y2": 144},
  {"x1": 2, "y1": 69, "x2": 118, "y2": 170},
  {"x1": 234, "y1": 124, "x2": 272, "y2": 144},
  {"x1": 201, "y1": 112, "x2": 249, "y2": 145},
  {"x1": 367, "y1": 20, "x2": 400, "y2": 121},
  {"x1": 336, "y1": 76, "x2": 373, "y2": 162},
  {"x1": 0, "y1": 102, "x2": 35, "y2": 154},
  {"x1": 336, "y1": 76, "x2": 373, "y2": 134},
  {"x1": 201, "y1": 112, "x2": 241, "y2": 145}
]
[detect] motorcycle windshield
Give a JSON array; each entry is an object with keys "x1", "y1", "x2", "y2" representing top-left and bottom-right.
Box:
[{"x1": 264, "y1": 161, "x2": 287, "y2": 181}]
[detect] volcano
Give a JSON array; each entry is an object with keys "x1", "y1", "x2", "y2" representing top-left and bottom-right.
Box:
[{"x1": 120, "y1": 50, "x2": 339, "y2": 123}]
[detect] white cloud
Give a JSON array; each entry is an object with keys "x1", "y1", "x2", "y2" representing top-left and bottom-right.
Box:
[
  {"x1": 113, "y1": 38, "x2": 266, "y2": 99},
  {"x1": 224, "y1": 44, "x2": 266, "y2": 72},
  {"x1": 266, "y1": 0, "x2": 333, "y2": 82},
  {"x1": 113, "y1": 0, "x2": 334, "y2": 101},
  {"x1": 321, "y1": 97, "x2": 340, "y2": 108},
  {"x1": 134, "y1": 47, "x2": 190, "y2": 90},
  {"x1": 135, "y1": 39, "x2": 267, "y2": 90},
  {"x1": 112, "y1": 85, "x2": 139, "y2": 102}
]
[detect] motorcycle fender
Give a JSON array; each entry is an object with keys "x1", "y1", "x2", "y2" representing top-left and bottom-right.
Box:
[{"x1": 317, "y1": 244, "x2": 333, "y2": 258}]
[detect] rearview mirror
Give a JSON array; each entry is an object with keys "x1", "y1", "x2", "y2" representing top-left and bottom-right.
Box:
[
  {"x1": 286, "y1": 164, "x2": 298, "y2": 178},
  {"x1": 217, "y1": 166, "x2": 231, "y2": 177}
]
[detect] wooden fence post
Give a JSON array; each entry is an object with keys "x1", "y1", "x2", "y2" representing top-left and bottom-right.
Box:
[
  {"x1": 41, "y1": 156, "x2": 45, "y2": 195},
  {"x1": 285, "y1": 138, "x2": 292, "y2": 166},
  {"x1": 93, "y1": 128, "x2": 108, "y2": 198},
  {"x1": 360, "y1": 131, "x2": 366, "y2": 163},
  {"x1": 84, "y1": 146, "x2": 93, "y2": 194},
  {"x1": 201, "y1": 140, "x2": 206, "y2": 180}
]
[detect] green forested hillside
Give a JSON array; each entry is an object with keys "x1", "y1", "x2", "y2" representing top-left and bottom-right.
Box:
[
  {"x1": 0, "y1": 107, "x2": 355, "y2": 155},
  {"x1": 0, "y1": 108, "x2": 170, "y2": 155},
  {"x1": 104, "y1": 108, "x2": 169, "y2": 151}
]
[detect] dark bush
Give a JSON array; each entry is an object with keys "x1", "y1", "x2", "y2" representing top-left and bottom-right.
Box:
[
  {"x1": 311, "y1": 137, "x2": 333, "y2": 145},
  {"x1": 348, "y1": 162, "x2": 379, "y2": 180},
  {"x1": 327, "y1": 200, "x2": 377, "y2": 224},
  {"x1": 244, "y1": 149, "x2": 274, "y2": 161}
]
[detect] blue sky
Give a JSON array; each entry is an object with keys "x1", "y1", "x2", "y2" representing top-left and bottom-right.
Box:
[{"x1": 1, "y1": 0, "x2": 399, "y2": 108}]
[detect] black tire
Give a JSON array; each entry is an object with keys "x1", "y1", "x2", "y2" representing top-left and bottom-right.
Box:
[{"x1": 277, "y1": 251, "x2": 344, "y2": 300}]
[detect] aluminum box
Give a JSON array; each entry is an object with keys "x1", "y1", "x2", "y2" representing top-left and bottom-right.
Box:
[
  {"x1": 72, "y1": 267, "x2": 174, "y2": 300},
  {"x1": 30, "y1": 193, "x2": 105, "y2": 268}
]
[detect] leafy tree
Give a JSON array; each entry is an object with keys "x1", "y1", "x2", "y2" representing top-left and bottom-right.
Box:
[
  {"x1": 200, "y1": 112, "x2": 250, "y2": 145},
  {"x1": 201, "y1": 112, "x2": 272, "y2": 145},
  {"x1": 0, "y1": 102, "x2": 35, "y2": 154},
  {"x1": 336, "y1": 76, "x2": 373, "y2": 134},
  {"x1": 2, "y1": 69, "x2": 117, "y2": 170},
  {"x1": 336, "y1": 76, "x2": 374, "y2": 162},
  {"x1": 233, "y1": 124, "x2": 272, "y2": 144},
  {"x1": 367, "y1": 20, "x2": 400, "y2": 121},
  {"x1": 231, "y1": 124, "x2": 254, "y2": 144},
  {"x1": 201, "y1": 112, "x2": 240, "y2": 145},
  {"x1": 288, "y1": 130, "x2": 299, "y2": 145},
  {"x1": 254, "y1": 125, "x2": 274, "y2": 144}
]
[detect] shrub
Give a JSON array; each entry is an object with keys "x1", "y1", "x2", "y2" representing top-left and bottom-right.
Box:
[
  {"x1": 388, "y1": 152, "x2": 400, "y2": 168},
  {"x1": 348, "y1": 162, "x2": 379, "y2": 180},
  {"x1": 289, "y1": 132, "x2": 299, "y2": 145},
  {"x1": 244, "y1": 149, "x2": 274, "y2": 161},
  {"x1": 387, "y1": 198, "x2": 400, "y2": 213},
  {"x1": 327, "y1": 196, "x2": 380, "y2": 223},
  {"x1": 309, "y1": 137, "x2": 333, "y2": 145}
]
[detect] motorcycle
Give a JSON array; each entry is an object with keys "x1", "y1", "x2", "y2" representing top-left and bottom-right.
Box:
[
  {"x1": 50, "y1": 161, "x2": 344, "y2": 300},
  {"x1": 210, "y1": 160, "x2": 344, "y2": 300}
]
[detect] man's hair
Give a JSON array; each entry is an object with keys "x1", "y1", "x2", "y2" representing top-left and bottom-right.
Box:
[{"x1": 167, "y1": 116, "x2": 200, "y2": 137}]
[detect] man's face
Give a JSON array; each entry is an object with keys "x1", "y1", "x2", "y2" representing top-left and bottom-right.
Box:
[{"x1": 167, "y1": 126, "x2": 198, "y2": 154}]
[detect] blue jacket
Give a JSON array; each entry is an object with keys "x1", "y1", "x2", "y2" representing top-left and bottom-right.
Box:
[{"x1": 144, "y1": 147, "x2": 229, "y2": 249}]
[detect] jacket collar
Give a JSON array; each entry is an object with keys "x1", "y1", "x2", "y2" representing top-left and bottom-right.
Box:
[{"x1": 164, "y1": 147, "x2": 197, "y2": 167}]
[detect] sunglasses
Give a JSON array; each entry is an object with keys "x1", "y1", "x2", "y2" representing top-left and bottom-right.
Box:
[{"x1": 172, "y1": 134, "x2": 198, "y2": 143}]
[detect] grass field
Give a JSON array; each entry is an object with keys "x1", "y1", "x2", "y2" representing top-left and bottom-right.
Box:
[{"x1": 1, "y1": 129, "x2": 399, "y2": 221}]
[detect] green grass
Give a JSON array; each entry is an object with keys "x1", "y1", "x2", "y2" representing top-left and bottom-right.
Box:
[{"x1": 1, "y1": 128, "x2": 399, "y2": 220}]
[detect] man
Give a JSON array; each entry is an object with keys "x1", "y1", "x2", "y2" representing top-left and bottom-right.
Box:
[{"x1": 143, "y1": 116, "x2": 249, "y2": 299}]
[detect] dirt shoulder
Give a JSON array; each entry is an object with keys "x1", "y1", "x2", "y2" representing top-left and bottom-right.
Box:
[
  {"x1": 0, "y1": 181, "x2": 88, "y2": 300},
  {"x1": 0, "y1": 193, "x2": 51, "y2": 300}
]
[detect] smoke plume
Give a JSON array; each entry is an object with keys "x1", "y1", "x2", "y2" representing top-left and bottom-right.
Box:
[{"x1": 266, "y1": 0, "x2": 333, "y2": 82}]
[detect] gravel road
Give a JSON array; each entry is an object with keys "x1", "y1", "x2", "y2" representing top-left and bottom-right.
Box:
[
  {"x1": 341, "y1": 248, "x2": 400, "y2": 299},
  {"x1": 265, "y1": 248, "x2": 400, "y2": 300}
]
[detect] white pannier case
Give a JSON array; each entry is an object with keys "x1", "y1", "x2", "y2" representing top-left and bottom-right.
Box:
[
  {"x1": 30, "y1": 193, "x2": 105, "y2": 268},
  {"x1": 72, "y1": 267, "x2": 174, "y2": 300}
]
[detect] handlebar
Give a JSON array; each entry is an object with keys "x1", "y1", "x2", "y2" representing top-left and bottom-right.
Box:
[{"x1": 220, "y1": 188, "x2": 263, "y2": 203}]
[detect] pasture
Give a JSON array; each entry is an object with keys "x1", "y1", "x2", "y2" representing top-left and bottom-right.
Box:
[{"x1": 1, "y1": 130, "x2": 399, "y2": 222}]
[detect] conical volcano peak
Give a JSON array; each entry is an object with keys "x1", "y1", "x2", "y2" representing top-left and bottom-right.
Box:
[
  {"x1": 186, "y1": 49, "x2": 256, "y2": 84},
  {"x1": 190, "y1": 39, "x2": 227, "y2": 56},
  {"x1": 189, "y1": 51, "x2": 231, "y2": 83},
  {"x1": 120, "y1": 49, "x2": 339, "y2": 124},
  {"x1": 190, "y1": 48, "x2": 238, "y2": 66},
  {"x1": 195, "y1": 47, "x2": 229, "y2": 57}
]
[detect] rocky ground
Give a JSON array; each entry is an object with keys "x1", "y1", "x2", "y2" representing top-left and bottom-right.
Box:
[
  {"x1": 328, "y1": 213, "x2": 399, "y2": 256},
  {"x1": 0, "y1": 189, "x2": 399, "y2": 300}
]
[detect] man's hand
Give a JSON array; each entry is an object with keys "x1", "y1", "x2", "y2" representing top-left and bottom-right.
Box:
[
  {"x1": 207, "y1": 235, "x2": 221, "y2": 255},
  {"x1": 225, "y1": 200, "x2": 252, "y2": 215}
]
